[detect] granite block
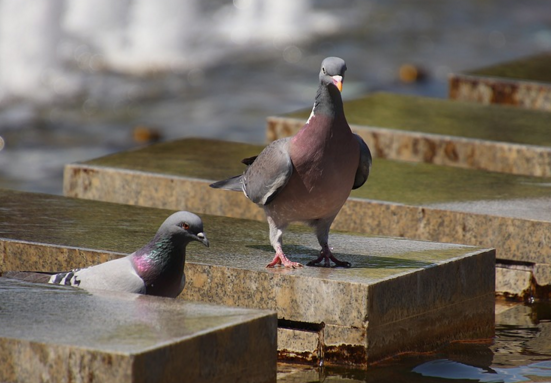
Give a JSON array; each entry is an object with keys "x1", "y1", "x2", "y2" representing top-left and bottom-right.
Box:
[
  {"x1": 335, "y1": 199, "x2": 551, "y2": 266},
  {"x1": 62, "y1": 138, "x2": 551, "y2": 272},
  {"x1": 449, "y1": 53, "x2": 551, "y2": 111},
  {"x1": 533, "y1": 264, "x2": 551, "y2": 286},
  {"x1": 277, "y1": 328, "x2": 320, "y2": 364},
  {"x1": 367, "y1": 249, "x2": 495, "y2": 325},
  {"x1": 64, "y1": 165, "x2": 264, "y2": 222},
  {"x1": 0, "y1": 189, "x2": 494, "y2": 366},
  {"x1": 0, "y1": 278, "x2": 277, "y2": 383},
  {"x1": 495, "y1": 266, "x2": 532, "y2": 298},
  {"x1": 267, "y1": 92, "x2": 551, "y2": 177},
  {"x1": 366, "y1": 292, "x2": 495, "y2": 362}
]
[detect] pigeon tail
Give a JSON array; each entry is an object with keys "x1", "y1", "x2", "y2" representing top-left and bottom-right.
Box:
[{"x1": 209, "y1": 175, "x2": 243, "y2": 191}]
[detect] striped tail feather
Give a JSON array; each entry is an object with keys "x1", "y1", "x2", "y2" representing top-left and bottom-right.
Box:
[{"x1": 49, "y1": 270, "x2": 82, "y2": 286}]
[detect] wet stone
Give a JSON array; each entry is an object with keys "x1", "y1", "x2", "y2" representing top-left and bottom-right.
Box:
[
  {"x1": 0, "y1": 278, "x2": 277, "y2": 383},
  {"x1": 449, "y1": 53, "x2": 551, "y2": 112},
  {"x1": 268, "y1": 92, "x2": 551, "y2": 177},
  {"x1": 0, "y1": 188, "x2": 494, "y2": 366},
  {"x1": 62, "y1": 137, "x2": 551, "y2": 298}
]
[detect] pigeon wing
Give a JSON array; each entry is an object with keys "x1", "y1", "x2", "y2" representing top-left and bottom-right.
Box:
[
  {"x1": 243, "y1": 137, "x2": 293, "y2": 205},
  {"x1": 352, "y1": 134, "x2": 372, "y2": 190},
  {"x1": 51, "y1": 256, "x2": 146, "y2": 294}
]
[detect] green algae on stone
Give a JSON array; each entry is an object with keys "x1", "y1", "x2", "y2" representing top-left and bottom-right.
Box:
[
  {"x1": 467, "y1": 53, "x2": 551, "y2": 83},
  {"x1": 76, "y1": 138, "x2": 551, "y2": 207},
  {"x1": 0, "y1": 188, "x2": 170, "y2": 254},
  {"x1": 351, "y1": 158, "x2": 551, "y2": 205},
  {"x1": 0, "y1": 188, "x2": 478, "y2": 286},
  {"x1": 84, "y1": 138, "x2": 261, "y2": 181}
]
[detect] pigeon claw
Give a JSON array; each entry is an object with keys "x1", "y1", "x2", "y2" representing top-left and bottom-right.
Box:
[
  {"x1": 307, "y1": 250, "x2": 351, "y2": 268},
  {"x1": 266, "y1": 252, "x2": 303, "y2": 268}
]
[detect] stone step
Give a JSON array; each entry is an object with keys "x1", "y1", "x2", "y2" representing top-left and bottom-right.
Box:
[
  {"x1": 449, "y1": 53, "x2": 551, "y2": 111},
  {"x1": 0, "y1": 188, "x2": 494, "y2": 366},
  {"x1": 267, "y1": 92, "x2": 551, "y2": 177},
  {"x1": 63, "y1": 137, "x2": 551, "y2": 299},
  {"x1": 0, "y1": 278, "x2": 276, "y2": 383}
]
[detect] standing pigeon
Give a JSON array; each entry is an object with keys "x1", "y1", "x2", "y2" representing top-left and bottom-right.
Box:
[
  {"x1": 210, "y1": 57, "x2": 372, "y2": 268},
  {"x1": 47, "y1": 211, "x2": 209, "y2": 297}
]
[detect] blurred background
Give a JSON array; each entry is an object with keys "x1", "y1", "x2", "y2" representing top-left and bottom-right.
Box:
[{"x1": 0, "y1": 0, "x2": 550, "y2": 195}]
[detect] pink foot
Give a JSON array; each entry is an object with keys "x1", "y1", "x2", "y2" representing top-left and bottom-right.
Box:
[
  {"x1": 307, "y1": 249, "x2": 351, "y2": 268},
  {"x1": 266, "y1": 252, "x2": 303, "y2": 268}
]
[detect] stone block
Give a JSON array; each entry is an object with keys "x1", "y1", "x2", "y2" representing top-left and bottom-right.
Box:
[
  {"x1": 0, "y1": 189, "x2": 494, "y2": 366},
  {"x1": 496, "y1": 266, "x2": 532, "y2": 299},
  {"x1": 61, "y1": 138, "x2": 551, "y2": 285},
  {"x1": 0, "y1": 278, "x2": 277, "y2": 383},
  {"x1": 267, "y1": 92, "x2": 551, "y2": 177},
  {"x1": 449, "y1": 53, "x2": 551, "y2": 111}
]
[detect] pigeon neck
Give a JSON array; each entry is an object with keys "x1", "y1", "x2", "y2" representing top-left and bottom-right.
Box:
[
  {"x1": 308, "y1": 83, "x2": 344, "y2": 123},
  {"x1": 133, "y1": 235, "x2": 187, "y2": 279}
]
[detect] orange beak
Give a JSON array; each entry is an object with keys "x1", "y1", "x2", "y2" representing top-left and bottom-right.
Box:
[{"x1": 332, "y1": 75, "x2": 343, "y2": 92}]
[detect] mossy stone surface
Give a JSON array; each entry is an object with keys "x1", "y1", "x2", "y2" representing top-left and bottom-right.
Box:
[
  {"x1": 466, "y1": 53, "x2": 551, "y2": 83},
  {"x1": 80, "y1": 138, "x2": 551, "y2": 206},
  {"x1": 0, "y1": 188, "x2": 476, "y2": 283}
]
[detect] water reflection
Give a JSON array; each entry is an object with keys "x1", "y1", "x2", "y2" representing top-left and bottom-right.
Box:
[
  {"x1": 278, "y1": 301, "x2": 551, "y2": 382},
  {"x1": 413, "y1": 359, "x2": 551, "y2": 383}
]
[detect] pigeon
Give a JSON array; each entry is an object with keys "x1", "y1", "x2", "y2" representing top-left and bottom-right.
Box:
[
  {"x1": 46, "y1": 211, "x2": 209, "y2": 297},
  {"x1": 210, "y1": 57, "x2": 372, "y2": 268}
]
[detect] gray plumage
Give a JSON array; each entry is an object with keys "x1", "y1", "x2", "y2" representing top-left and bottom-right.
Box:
[
  {"x1": 47, "y1": 211, "x2": 209, "y2": 297},
  {"x1": 211, "y1": 57, "x2": 372, "y2": 268}
]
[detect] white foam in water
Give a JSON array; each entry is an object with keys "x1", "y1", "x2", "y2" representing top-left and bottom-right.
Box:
[
  {"x1": 62, "y1": 0, "x2": 130, "y2": 57},
  {"x1": 0, "y1": 0, "x2": 341, "y2": 102},
  {"x1": 106, "y1": 0, "x2": 200, "y2": 73},
  {"x1": 0, "y1": 0, "x2": 65, "y2": 101},
  {"x1": 220, "y1": 0, "x2": 340, "y2": 45}
]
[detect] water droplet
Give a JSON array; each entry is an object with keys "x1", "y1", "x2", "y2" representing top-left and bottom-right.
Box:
[
  {"x1": 82, "y1": 98, "x2": 99, "y2": 116},
  {"x1": 282, "y1": 45, "x2": 302, "y2": 64}
]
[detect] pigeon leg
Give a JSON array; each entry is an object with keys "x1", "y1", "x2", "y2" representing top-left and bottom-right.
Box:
[
  {"x1": 308, "y1": 244, "x2": 351, "y2": 268},
  {"x1": 266, "y1": 216, "x2": 302, "y2": 268},
  {"x1": 307, "y1": 219, "x2": 351, "y2": 268},
  {"x1": 266, "y1": 246, "x2": 302, "y2": 268}
]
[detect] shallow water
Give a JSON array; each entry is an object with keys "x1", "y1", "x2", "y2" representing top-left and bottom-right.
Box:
[{"x1": 278, "y1": 301, "x2": 551, "y2": 382}]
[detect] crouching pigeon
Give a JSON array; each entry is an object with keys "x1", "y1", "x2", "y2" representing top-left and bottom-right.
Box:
[
  {"x1": 47, "y1": 211, "x2": 209, "y2": 297},
  {"x1": 210, "y1": 57, "x2": 372, "y2": 268}
]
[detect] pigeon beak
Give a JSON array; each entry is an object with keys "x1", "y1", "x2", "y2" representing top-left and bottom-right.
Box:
[
  {"x1": 196, "y1": 232, "x2": 209, "y2": 247},
  {"x1": 332, "y1": 75, "x2": 343, "y2": 92}
]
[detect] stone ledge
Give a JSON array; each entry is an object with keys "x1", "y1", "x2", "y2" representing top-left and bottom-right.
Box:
[
  {"x1": 62, "y1": 138, "x2": 551, "y2": 271},
  {"x1": 449, "y1": 53, "x2": 551, "y2": 111},
  {"x1": 267, "y1": 92, "x2": 551, "y2": 177},
  {"x1": 0, "y1": 189, "x2": 494, "y2": 366},
  {"x1": 0, "y1": 278, "x2": 277, "y2": 383}
]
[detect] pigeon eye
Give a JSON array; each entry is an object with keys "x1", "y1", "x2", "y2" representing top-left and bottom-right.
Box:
[
  {"x1": 322, "y1": 67, "x2": 326, "y2": 74},
  {"x1": 180, "y1": 222, "x2": 190, "y2": 230}
]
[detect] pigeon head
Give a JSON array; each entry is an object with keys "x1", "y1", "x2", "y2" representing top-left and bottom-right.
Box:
[
  {"x1": 157, "y1": 211, "x2": 209, "y2": 247},
  {"x1": 319, "y1": 57, "x2": 347, "y2": 92}
]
